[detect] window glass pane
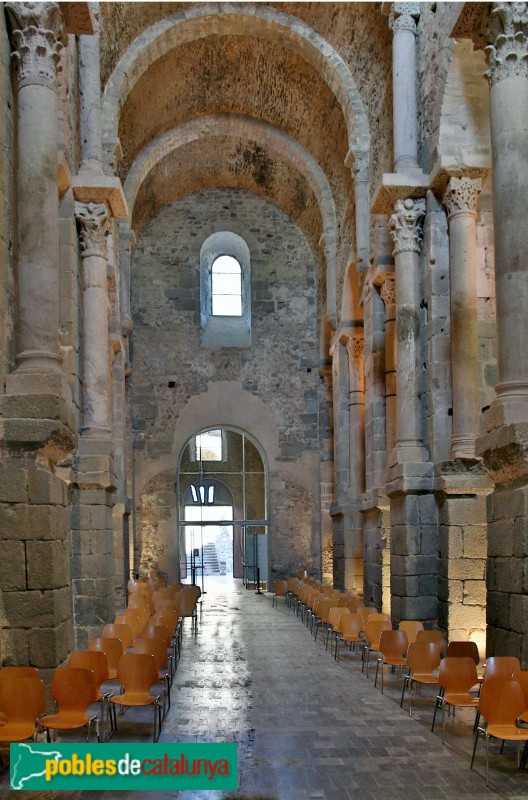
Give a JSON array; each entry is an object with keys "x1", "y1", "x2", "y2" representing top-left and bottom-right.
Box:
[
  {"x1": 212, "y1": 255, "x2": 241, "y2": 275},
  {"x1": 212, "y1": 295, "x2": 242, "y2": 316},
  {"x1": 212, "y1": 272, "x2": 242, "y2": 295},
  {"x1": 195, "y1": 429, "x2": 223, "y2": 461}
]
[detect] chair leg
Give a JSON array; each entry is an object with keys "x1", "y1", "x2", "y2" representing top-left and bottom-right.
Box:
[
  {"x1": 485, "y1": 732, "x2": 489, "y2": 786},
  {"x1": 470, "y1": 728, "x2": 480, "y2": 770},
  {"x1": 400, "y1": 674, "x2": 408, "y2": 708},
  {"x1": 374, "y1": 659, "x2": 380, "y2": 689}
]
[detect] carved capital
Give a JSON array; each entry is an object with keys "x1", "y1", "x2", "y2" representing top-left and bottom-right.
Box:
[
  {"x1": 380, "y1": 277, "x2": 396, "y2": 308},
  {"x1": 389, "y1": 2, "x2": 420, "y2": 35},
  {"x1": 6, "y1": 2, "x2": 64, "y2": 89},
  {"x1": 443, "y1": 176, "x2": 482, "y2": 218},
  {"x1": 75, "y1": 202, "x2": 110, "y2": 259},
  {"x1": 346, "y1": 333, "x2": 364, "y2": 361},
  {"x1": 484, "y1": 3, "x2": 528, "y2": 85},
  {"x1": 389, "y1": 198, "x2": 425, "y2": 256}
]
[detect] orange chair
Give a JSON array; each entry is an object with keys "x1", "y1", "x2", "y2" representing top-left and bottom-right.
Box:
[
  {"x1": 357, "y1": 606, "x2": 374, "y2": 629},
  {"x1": 471, "y1": 679, "x2": 528, "y2": 785},
  {"x1": 335, "y1": 613, "x2": 364, "y2": 661},
  {"x1": 121, "y1": 608, "x2": 150, "y2": 636},
  {"x1": 399, "y1": 620, "x2": 424, "y2": 645},
  {"x1": 39, "y1": 667, "x2": 100, "y2": 742},
  {"x1": 272, "y1": 579, "x2": 288, "y2": 607},
  {"x1": 111, "y1": 654, "x2": 164, "y2": 742},
  {"x1": 432, "y1": 657, "x2": 480, "y2": 742},
  {"x1": 103, "y1": 623, "x2": 134, "y2": 651},
  {"x1": 143, "y1": 624, "x2": 176, "y2": 675},
  {"x1": 446, "y1": 640, "x2": 480, "y2": 665},
  {"x1": 326, "y1": 607, "x2": 351, "y2": 651},
  {"x1": 0, "y1": 668, "x2": 46, "y2": 744},
  {"x1": 129, "y1": 593, "x2": 155, "y2": 615},
  {"x1": 69, "y1": 650, "x2": 114, "y2": 738},
  {"x1": 401, "y1": 641, "x2": 442, "y2": 715},
  {"x1": 482, "y1": 655, "x2": 521, "y2": 682},
  {"x1": 362, "y1": 619, "x2": 392, "y2": 677},
  {"x1": 374, "y1": 629, "x2": 409, "y2": 693},
  {"x1": 133, "y1": 639, "x2": 171, "y2": 712},
  {"x1": 416, "y1": 629, "x2": 446, "y2": 655},
  {"x1": 89, "y1": 637, "x2": 123, "y2": 680}
]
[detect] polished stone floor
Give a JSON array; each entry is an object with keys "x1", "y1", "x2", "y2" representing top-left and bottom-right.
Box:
[{"x1": 1, "y1": 577, "x2": 528, "y2": 799}]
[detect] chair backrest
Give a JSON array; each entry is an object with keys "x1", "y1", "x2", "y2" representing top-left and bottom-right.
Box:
[
  {"x1": 129, "y1": 594, "x2": 155, "y2": 614},
  {"x1": 177, "y1": 594, "x2": 197, "y2": 616},
  {"x1": 117, "y1": 653, "x2": 159, "y2": 694},
  {"x1": 103, "y1": 623, "x2": 134, "y2": 650},
  {"x1": 341, "y1": 613, "x2": 363, "y2": 637},
  {"x1": 364, "y1": 619, "x2": 391, "y2": 649},
  {"x1": 399, "y1": 620, "x2": 424, "y2": 645},
  {"x1": 51, "y1": 667, "x2": 98, "y2": 711},
  {"x1": 152, "y1": 613, "x2": 178, "y2": 636},
  {"x1": 69, "y1": 650, "x2": 109, "y2": 690},
  {"x1": 379, "y1": 629, "x2": 408, "y2": 659},
  {"x1": 340, "y1": 594, "x2": 361, "y2": 612},
  {"x1": 358, "y1": 606, "x2": 374, "y2": 627},
  {"x1": 328, "y1": 607, "x2": 343, "y2": 629},
  {"x1": 446, "y1": 640, "x2": 480, "y2": 665},
  {"x1": 319, "y1": 585, "x2": 334, "y2": 597},
  {"x1": 369, "y1": 613, "x2": 391, "y2": 623},
  {"x1": 0, "y1": 668, "x2": 46, "y2": 728},
  {"x1": 274, "y1": 579, "x2": 288, "y2": 597},
  {"x1": 483, "y1": 655, "x2": 521, "y2": 682},
  {"x1": 516, "y1": 671, "x2": 528, "y2": 710},
  {"x1": 182, "y1": 585, "x2": 201, "y2": 601},
  {"x1": 416, "y1": 629, "x2": 446, "y2": 654},
  {"x1": 438, "y1": 657, "x2": 478, "y2": 695},
  {"x1": 89, "y1": 637, "x2": 123, "y2": 673},
  {"x1": 479, "y1": 678, "x2": 525, "y2": 725},
  {"x1": 406, "y1": 641, "x2": 442, "y2": 675},
  {"x1": 133, "y1": 638, "x2": 169, "y2": 671},
  {"x1": 144, "y1": 625, "x2": 172, "y2": 650},
  {"x1": 318, "y1": 599, "x2": 334, "y2": 624},
  {"x1": 121, "y1": 610, "x2": 148, "y2": 637},
  {"x1": 153, "y1": 588, "x2": 171, "y2": 608}
]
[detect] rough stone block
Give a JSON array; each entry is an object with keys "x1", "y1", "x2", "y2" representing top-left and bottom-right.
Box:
[
  {"x1": 463, "y1": 525, "x2": 488, "y2": 559},
  {"x1": 449, "y1": 558, "x2": 485, "y2": 581},
  {"x1": 0, "y1": 459, "x2": 28, "y2": 502},
  {"x1": 0, "y1": 627, "x2": 29, "y2": 665},
  {"x1": 463, "y1": 580, "x2": 486, "y2": 606},
  {"x1": 71, "y1": 553, "x2": 113, "y2": 580},
  {"x1": 0, "y1": 504, "x2": 68, "y2": 541},
  {"x1": 488, "y1": 519, "x2": 514, "y2": 557},
  {"x1": 28, "y1": 621, "x2": 73, "y2": 668},
  {"x1": 27, "y1": 464, "x2": 67, "y2": 505},
  {"x1": 3, "y1": 590, "x2": 60, "y2": 628},
  {"x1": 26, "y1": 541, "x2": 69, "y2": 590},
  {"x1": 0, "y1": 541, "x2": 26, "y2": 590}
]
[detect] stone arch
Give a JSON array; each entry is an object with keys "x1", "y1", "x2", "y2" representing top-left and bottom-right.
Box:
[
  {"x1": 124, "y1": 115, "x2": 337, "y2": 324},
  {"x1": 102, "y1": 3, "x2": 369, "y2": 155}
]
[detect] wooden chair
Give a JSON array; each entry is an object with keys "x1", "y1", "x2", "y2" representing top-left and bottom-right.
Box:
[
  {"x1": 69, "y1": 650, "x2": 114, "y2": 738},
  {"x1": 401, "y1": 641, "x2": 442, "y2": 715},
  {"x1": 362, "y1": 619, "x2": 392, "y2": 677},
  {"x1": 272, "y1": 579, "x2": 288, "y2": 607},
  {"x1": 399, "y1": 620, "x2": 424, "y2": 645},
  {"x1": 471, "y1": 679, "x2": 528, "y2": 785},
  {"x1": 103, "y1": 623, "x2": 134, "y2": 651},
  {"x1": 416, "y1": 629, "x2": 446, "y2": 655},
  {"x1": 432, "y1": 657, "x2": 479, "y2": 742},
  {"x1": 326, "y1": 607, "x2": 351, "y2": 651},
  {"x1": 375, "y1": 629, "x2": 409, "y2": 693},
  {"x1": 133, "y1": 639, "x2": 171, "y2": 712},
  {"x1": 335, "y1": 613, "x2": 364, "y2": 661},
  {"x1": 445, "y1": 640, "x2": 480, "y2": 665},
  {"x1": 0, "y1": 668, "x2": 46, "y2": 744},
  {"x1": 89, "y1": 637, "x2": 123, "y2": 680},
  {"x1": 39, "y1": 667, "x2": 100, "y2": 742},
  {"x1": 111, "y1": 654, "x2": 164, "y2": 742}
]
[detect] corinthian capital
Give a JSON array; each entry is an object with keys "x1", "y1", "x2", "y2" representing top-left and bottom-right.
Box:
[
  {"x1": 389, "y1": 3, "x2": 420, "y2": 35},
  {"x1": 484, "y1": 2, "x2": 528, "y2": 85},
  {"x1": 443, "y1": 176, "x2": 483, "y2": 218},
  {"x1": 5, "y1": 2, "x2": 64, "y2": 89},
  {"x1": 389, "y1": 198, "x2": 425, "y2": 256},
  {"x1": 75, "y1": 202, "x2": 110, "y2": 259}
]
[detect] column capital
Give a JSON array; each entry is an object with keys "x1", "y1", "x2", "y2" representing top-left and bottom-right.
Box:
[
  {"x1": 75, "y1": 201, "x2": 110, "y2": 259},
  {"x1": 389, "y1": 198, "x2": 425, "y2": 256},
  {"x1": 5, "y1": 2, "x2": 65, "y2": 89},
  {"x1": 380, "y1": 276, "x2": 396, "y2": 307},
  {"x1": 484, "y1": 2, "x2": 528, "y2": 85},
  {"x1": 443, "y1": 176, "x2": 483, "y2": 219},
  {"x1": 389, "y1": 3, "x2": 420, "y2": 35},
  {"x1": 345, "y1": 332, "x2": 364, "y2": 361}
]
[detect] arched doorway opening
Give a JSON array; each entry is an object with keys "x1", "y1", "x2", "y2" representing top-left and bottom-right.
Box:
[{"x1": 177, "y1": 427, "x2": 269, "y2": 591}]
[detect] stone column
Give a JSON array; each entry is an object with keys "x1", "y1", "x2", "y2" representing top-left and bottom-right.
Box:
[
  {"x1": 345, "y1": 333, "x2": 365, "y2": 594},
  {"x1": 5, "y1": 2, "x2": 67, "y2": 396},
  {"x1": 75, "y1": 202, "x2": 111, "y2": 439},
  {"x1": 352, "y1": 152, "x2": 370, "y2": 272},
  {"x1": 78, "y1": 18, "x2": 103, "y2": 175},
  {"x1": 483, "y1": 3, "x2": 528, "y2": 427},
  {"x1": 444, "y1": 176, "x2": 483, "y2": 458},
  {"x1": 380, "y1": 276, "x2": 397, "y2": 466},
  {"x1": 319, "y1": 364, "x2": 334, "y2": 584},
  {"x1": 389, "y1": 3, "x2": 421, "y2": 173},
  {"x1": 389, "y1": 198, "x2": 428, "y2": 463}
]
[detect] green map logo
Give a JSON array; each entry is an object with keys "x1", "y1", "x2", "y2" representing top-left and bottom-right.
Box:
[{"x1": 10, "y1": 743, "x2": 237, "y2": 790}]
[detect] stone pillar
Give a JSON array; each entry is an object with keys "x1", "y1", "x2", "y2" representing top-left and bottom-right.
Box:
[
  {"x1": 75, "y1": 202, "x2": 111, "y2": 439},
  {"x1": 78, "y1": 21, "x2": 103, "y2": 175},
  {"x1": 344, "y1": 333, "x2": 365, "y2": 593},
  {"x1": 475, "y1": 3, "x2": 528, "y2": 665},
  {"x1": 352, "y1": 152, "x2": 370, "y2": 272},
  {"x1": 319, "y1": 364, "x2": 334, "y2": 584},
  {"x1": 380, "y1": 277, "x2": 397, "y2": 467},
  {"x1": 5, "y1": 2, "x2": 68, "y2": 397},
  {"x1": 389, "y1": 3, "x2": 420, "y2": 173},
  {"x1": 389, "y1": 198, "x2": 428, "y2": 464},
  {"x1": 444, "y1": 176, "x2": 483, "y2": 458}
]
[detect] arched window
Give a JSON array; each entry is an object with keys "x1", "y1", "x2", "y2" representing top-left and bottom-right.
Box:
[
  {"x1": 211, "y1": 255, "x2": 242, "y2": 316},
  {"x1": 200, "y1": 232, "x2": 251, "y2": 348}
]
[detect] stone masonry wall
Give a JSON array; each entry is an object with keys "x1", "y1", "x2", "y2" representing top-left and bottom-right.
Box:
[{"x1": 130, "y1": 188, "x2": 321, "y2": 578}]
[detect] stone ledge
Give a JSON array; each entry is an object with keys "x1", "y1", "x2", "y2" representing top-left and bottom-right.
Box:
[
  {"x1": 357, "y1": 488, "x2": 390, "y2": 512},
  {"x1": 72, "y1": 174, "x2": 128, "y2": 218},
  {"x1": 386, "y1": 461, "x2": 434, "y2": 497},
  {"x1": 435, "y1": 458, "x2": 493, "y2": 495},
  {"x1": 371, "y1": 170, "x2": 430, "y2": 214},
  {"x1": 0, "y1": 418, "x2": 75, "y2": 461},
  {"x1": 476, "y1": 423, "x2": 528, "y2": 487}
]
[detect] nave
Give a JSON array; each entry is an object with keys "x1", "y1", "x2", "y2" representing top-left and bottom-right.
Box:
[{"x1": 3, "y1": 578, "x2": 524, "y2": 800}]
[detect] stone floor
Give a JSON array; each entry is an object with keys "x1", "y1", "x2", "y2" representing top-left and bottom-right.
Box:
[{"x1": 1, "y1": 577, "x2": 528, "y2": 799}]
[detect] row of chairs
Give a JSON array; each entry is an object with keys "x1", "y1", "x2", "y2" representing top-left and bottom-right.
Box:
[
  {"x1": 283, "y1": 572, "x2": 528, "y2": 784},
  {"x1": 0, "y1": 579, "x2": 201, "y2": 747}
]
